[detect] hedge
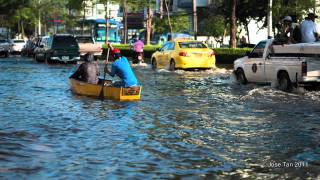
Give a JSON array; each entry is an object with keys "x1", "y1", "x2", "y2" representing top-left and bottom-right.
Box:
[
  {"x1": 101, "y1": 44, "x2": 252, "y2": 64},
  {"x1": 213, "y1": 48, "x2": 252, "y2": 64}
]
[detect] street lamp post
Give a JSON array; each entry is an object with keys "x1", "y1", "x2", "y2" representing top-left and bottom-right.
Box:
[{"x1": 38, "y1": 0, "x2": 41, "y2": 36}]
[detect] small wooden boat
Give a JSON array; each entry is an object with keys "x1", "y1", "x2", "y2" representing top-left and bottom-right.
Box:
[{"x1": 69, "y1": 78, "x2": 141, "y2": 101}]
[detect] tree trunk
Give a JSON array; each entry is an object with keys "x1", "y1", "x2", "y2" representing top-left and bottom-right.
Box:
[
  {"x1": 245, "y1": 22, "x2": 250, "y2": 44},
  {"x1": 18, "y1": 20, "x2": 21, "y2": 37},
  {"x1": 230, "y1": 0, "x2": 237, "y2": 48},
  {"x1": 159, "y1": 0, "x2": 163, "y2": 19},
  {"x1": 193, "y1": 0, "x2": 197, "y2": 40},
  {"x1": 21, "y1": 20, "x2": 25, "y2": 39},
  {"x1": 146, "y1": 6, "x2": 153, "y2": 45},
  {"x1": 123, "y1": 0, "x2": 128, "y2": 44},
  {"x1": 164, "y1": 0, "x2": 173, "y2": 40},
  {"x1": 222, "y1": 28, "x2": 227, "y2": 46}
]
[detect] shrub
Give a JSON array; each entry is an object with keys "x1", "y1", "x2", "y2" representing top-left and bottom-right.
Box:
[{"x1": 213, "y1": 48, "x2": 252, "y2": 64}]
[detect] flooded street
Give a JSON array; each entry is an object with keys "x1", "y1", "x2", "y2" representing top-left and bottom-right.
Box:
[{"x1": 0, "y1": 57, "x2": 320, "y2": 179}]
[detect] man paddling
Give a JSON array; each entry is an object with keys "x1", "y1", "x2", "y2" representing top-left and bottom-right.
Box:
[
  {"x1": 105, "y1": 44, "x2": 139, "y2": 87},
  {"x1": 70, "y1": 52, "x2": 100, "y2": 84}
]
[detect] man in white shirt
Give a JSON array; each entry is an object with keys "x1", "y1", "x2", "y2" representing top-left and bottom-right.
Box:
[{"x1": 300, "y1": 13, "x2": 319, "y2": 43}]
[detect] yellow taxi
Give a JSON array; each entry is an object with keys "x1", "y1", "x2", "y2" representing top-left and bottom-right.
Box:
[{"x1": 151, "y1": 39, "x2": 216, "y2": 70}]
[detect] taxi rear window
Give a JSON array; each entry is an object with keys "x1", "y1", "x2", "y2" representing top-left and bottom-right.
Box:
[{"x1": 179, "y1": 42, "x2": 206, "y2": 48}]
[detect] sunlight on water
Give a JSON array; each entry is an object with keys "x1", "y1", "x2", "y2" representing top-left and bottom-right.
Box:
[{"x1": 130, "y1": 62, "x2": 149, "y2": 67}]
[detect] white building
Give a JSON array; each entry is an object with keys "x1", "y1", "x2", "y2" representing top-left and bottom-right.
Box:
[{"x1": 82, "y1": 0, "x2": 121, "y2": 21}]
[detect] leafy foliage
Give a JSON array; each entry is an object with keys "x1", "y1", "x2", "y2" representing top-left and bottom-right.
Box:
[
  {"x1": 154, "y1": 15, "x2": 191, "y2": 34},
  {"x1": 200, "y1": 15, "x2": 225, "y2": 37}
]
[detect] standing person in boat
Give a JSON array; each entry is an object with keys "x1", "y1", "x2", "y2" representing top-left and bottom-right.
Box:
[
  {"x1": 105, "y1": 44, "x2": 139, "y2": 87},
  {"x1": 69, "y1": 52, "x2": 100, "y2": 84},
  {"x1": 300, "y1": 13, "x2": 319, "y2": 43}
]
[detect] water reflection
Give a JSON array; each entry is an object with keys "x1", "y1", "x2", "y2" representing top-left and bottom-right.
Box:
[{"x1": 0, "y1": 57, "x2": 319, "y2": 179}]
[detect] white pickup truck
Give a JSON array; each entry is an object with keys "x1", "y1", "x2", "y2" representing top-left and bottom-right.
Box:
[{"x1": 234, "y1": 39, "x2": 320, "y2": 91}]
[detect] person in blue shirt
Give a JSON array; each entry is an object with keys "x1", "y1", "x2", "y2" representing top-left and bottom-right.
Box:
[{"x1": 106, "y1": 46, "x2": 139, "y2": 87}]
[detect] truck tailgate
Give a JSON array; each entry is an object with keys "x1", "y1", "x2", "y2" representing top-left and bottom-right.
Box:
[{"x1": 79, "y1": 43, "x2": 102, "y2": 55}]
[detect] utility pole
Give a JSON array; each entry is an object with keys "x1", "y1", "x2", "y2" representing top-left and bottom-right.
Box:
[
  {"x1": 123, "y1": 0, "x2": 128, "y2": 44},
  {"x1": 105, "y1": 0, "x2": 109, "y2": 44},
  {"x1": 267, "y1": 0, "x2": 272, "y2": 39},
  {"x1": 193, "y1": 0, "x2": 197, "y2": 40}
]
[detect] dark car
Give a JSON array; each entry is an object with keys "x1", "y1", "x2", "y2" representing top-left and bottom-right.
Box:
[{"x1": 34, "y1": 34, "x2": 80, "y2": 63}]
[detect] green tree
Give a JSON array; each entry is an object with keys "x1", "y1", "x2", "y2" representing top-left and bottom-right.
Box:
[
  {"x1": 200, "y1": 15, "x2": 226, "y2": 45},
  {"x1": 154, "y1": 15, "x2": 190, "y2": 34}
]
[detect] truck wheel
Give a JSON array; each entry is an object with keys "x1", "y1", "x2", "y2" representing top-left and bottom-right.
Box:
[
  {"x1": 169, "y1": 60, "x2": 176, "y2": 71},
  {"x1": 35, "y1": 55, "x2": 40, "y2": 62},
  {"x1": 151, "y1": 59, "x2": 157, "y2": 70},
  {"x1": 236, "y1": 68, "x2": 247, "y2": 84},
  {"x1": 278, "y1": 72, "x2": 292, "y2": 92}
]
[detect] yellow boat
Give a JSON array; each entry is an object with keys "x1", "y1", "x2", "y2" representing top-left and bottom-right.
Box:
[{"x1": 69, "y1": 78, "x2": 141, "y2": 101}]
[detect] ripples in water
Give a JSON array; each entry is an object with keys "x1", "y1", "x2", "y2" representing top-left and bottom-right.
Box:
[{"x1": 0, "y1": 57, "x2": 319, "y2": 179}]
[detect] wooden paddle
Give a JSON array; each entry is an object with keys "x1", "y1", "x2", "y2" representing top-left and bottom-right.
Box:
[{"x1": 99, "y1": 46, "x2": 110, "y2": 99}]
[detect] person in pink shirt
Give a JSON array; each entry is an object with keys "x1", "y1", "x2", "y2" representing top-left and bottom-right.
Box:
[
  {"x1": 133, "y1": 39, "x2": 144, "y2": 53},
  {"x1": 132, "y1": 39, "x2": 144, "y2": 63}
]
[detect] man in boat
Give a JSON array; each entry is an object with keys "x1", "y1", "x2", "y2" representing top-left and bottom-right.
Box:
[
  {"x1": 69, "y1": 52, "x2": 100, "y2": 84},
  {"x1": 105, "y1": 44, "x2": 139, "y2": 87}
]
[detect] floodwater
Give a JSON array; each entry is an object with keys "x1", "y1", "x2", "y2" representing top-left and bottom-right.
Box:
[{"x1": 0, "y1": 57, "x2": 319, "y2": 179}]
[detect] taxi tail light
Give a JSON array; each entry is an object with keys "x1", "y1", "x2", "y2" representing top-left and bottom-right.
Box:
[
  {"x1": 179, "y1": 51, "x2": 189, "y2": 57},
  {"x1": 301, "y1": 61, "x2": 307, "y2": 76}
]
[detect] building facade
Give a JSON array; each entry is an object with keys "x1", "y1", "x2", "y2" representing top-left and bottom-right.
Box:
[{"x1": 82, "y1": 0, "x2": 121, "y2": 21}]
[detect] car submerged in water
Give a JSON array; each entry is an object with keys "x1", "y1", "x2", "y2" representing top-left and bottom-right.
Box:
[
  {"x1": 34, "y1": 34, "x2": 80, "y2": 63},
  {"x1": 151, "y1": 39, "x2": 216, "y2": 71}
]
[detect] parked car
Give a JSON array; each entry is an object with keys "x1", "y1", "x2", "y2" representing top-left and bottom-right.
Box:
[
  {"x1": 75, "y1": 35, "x2": 102, "y2": 60},
  {"x1": 33, "y1": 36, "x2": 50, "y2": 62},
  {"x1": 21, "y1": 40, "x2": 36, "y2": 57},
  {"x1": 0, "y1": 39, "x2": 11, "y2": 57},
  {"x1": 34, "y1": 34, "x2": 80, "y2": 63},
  {"x1": 234, "y1": 39, "x2": 320, "y2": 91},
  {"x1": 11, "y1": 39, "x2": 26, "y2": 54},
  {"x1": 151, "y1": 39, "x2": 216, "y2": 70}
]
